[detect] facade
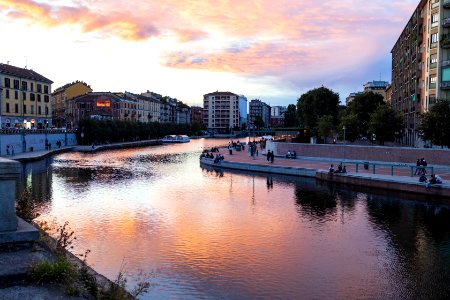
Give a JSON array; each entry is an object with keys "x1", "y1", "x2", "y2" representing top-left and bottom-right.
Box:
[
  {"x1": 249, "y1": 99, "x2": 271, "y2": 129},
  {"x1": 203, "y1": 91, "x2": 241, "y2": 132},
  {"x1": 191, "y1": 106, "x2": 203, "y2": 126},
  {"x1": 141, "y1": 91, "x2": 162, "y2": 122},
  {"x1": 385, "y1": 84, "x2": 393, "y2": 104},
  {"x1": 70, "y1": 92, "x2": 123, "y2": 124},
  {"x1": 391, "y1": 0, "x2": 450, "y2": 146},
  {"x1": 363, "y1": 81, "x2": 390, "y2": 100},
  {"x1": 238, "y1": 95, "x2": 248, "y2": 129},
  {"x1": 270, "y1": 106, "x2": 287, "y2": 127},
  {"x1": 52, "y1": 81, "x2": 92, "y2": 129},
  {"x1": 0, "y1": 63, "x2": 53, "y2": 129}
]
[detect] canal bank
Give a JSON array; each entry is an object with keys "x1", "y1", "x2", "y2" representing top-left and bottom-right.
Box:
[{"x1": 200, "y1": 147, "x2": 450, "y2": 199}]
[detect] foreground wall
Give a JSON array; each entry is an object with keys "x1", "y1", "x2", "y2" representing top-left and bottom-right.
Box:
[
  {"x1": 0, "y1": 133, "x2": 77, "y2": 155},
  {"x1": 271, "y1": 142, "x2": 450, "y2": 165}
]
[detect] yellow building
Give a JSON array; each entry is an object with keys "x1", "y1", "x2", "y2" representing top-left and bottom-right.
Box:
[
  {"x1": 0, "y1": 63, "x2": 53, "y2": 129},
  {"x1": 52, "y1": 81, "x2": 92, "y2": 128}
]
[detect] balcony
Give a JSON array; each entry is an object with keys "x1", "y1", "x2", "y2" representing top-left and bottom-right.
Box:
[
  {"x1": 442, "y1": 60, "x2": 450, "y2": 67},
  {"x1": 440, "y1": 81, "x2": 450, "y2": 89},
  {"x1": 445, "y1": 0, "x2": 450, "y2": 9},
  {"x1": 441, "y1": 34, "x2": 450, "y2": 48},
  {"x1": 443, "y1": 18, "x2": 450, "y2": 27}
]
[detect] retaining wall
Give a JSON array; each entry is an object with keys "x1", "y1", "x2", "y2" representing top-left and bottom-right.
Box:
[
  {"x1": 0, "y1": 133, "x2": 77, "y2": 155},
  {"x1": 272, "y1": 142, "x2": 450, "y2": 165}
]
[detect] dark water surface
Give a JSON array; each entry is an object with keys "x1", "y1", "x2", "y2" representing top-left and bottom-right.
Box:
[{"x1": 18, "y1": 139, "x2": 450, "y2": 299}]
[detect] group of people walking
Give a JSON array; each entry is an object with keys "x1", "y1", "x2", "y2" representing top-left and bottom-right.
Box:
[
  {"x1": 5, "y1": 144, "x2": 15, "y2": 156},
  {"x1": 267, "y1": 150, "x2": 275, "y2": 163}
]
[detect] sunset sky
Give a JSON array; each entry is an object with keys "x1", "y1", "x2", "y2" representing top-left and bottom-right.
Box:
[{"x1": 0, "y1": 0, "x2": 418, "y2": 106}]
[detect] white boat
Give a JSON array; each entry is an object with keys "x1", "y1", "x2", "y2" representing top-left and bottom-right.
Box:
[{"x1": 162, "y1": 135, "x2": 190, "y2": 143}]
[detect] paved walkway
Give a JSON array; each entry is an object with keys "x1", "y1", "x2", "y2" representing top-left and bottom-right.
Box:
[{"x1": 212, "y1": 146, "x2": 450, "y2": 182}]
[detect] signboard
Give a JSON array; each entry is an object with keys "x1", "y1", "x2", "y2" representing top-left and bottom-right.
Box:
[{"x1": 96, "y1": 99, "x2": 111, "y2": 107}]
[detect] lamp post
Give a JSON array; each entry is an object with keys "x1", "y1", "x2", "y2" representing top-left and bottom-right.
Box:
[{"x1": 342, "y1": 125, "x2": 346, "y2": 161}]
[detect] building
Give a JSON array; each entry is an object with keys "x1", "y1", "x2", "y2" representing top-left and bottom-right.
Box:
[
  {"x1": 385, "y1": 84, "x2": 392, "y2": 105},
  {"x1": 141, "y1": 91, "x2": 162, "y2": 122},
  {"x1": 203, "y1": 91, "x2": 241, "y2": 133},
  {"x1": 363, "y1": 81, "x2": 390, "y2": 100},
  {"x1": 191, "y1": 106, "x2": 203, "y2": 126},
  {"x1": 391, "y1": 0, "x2": 450, "y2": 146},
  {"x1": 70, "y1": 92, "x2": 123, "y2": 125},
  {"x1": 0, "y1": 63, "x2": 53, "y2": 129},
  {"x1": 249, "y1": 99, "x2": 271, "y2": 129},
  {"x1": 345, "y1": 92, "x2": 362, "y2": 106},
  {"x1": 238, "y1": 95, "x2": 248, "y2": 129},
  {"x1": 52, "y1": 81, "x2": 92, "y2": 129},
  {"x1": 270, "y1": 105, "x2": 287, "y2": 127}
]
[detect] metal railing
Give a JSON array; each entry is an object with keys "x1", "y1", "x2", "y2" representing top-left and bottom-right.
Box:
[{"x1": 343, "y1": 161, "x2": 434, "y2": 177}]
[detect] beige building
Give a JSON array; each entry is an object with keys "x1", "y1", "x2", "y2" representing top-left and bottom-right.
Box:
[
  {"x1": 203, "y1": 91, "x2": 240, "y2": 133},
  {"x1": 363, "y1": 81, "x2": 390, "y2": 100},
  {"x1": 52, "y1": 81, "x2": 92, "y2": 128},
  {"x1": 391, "y1": 0, "x2": 450, "y2": 146},
  {"x1": 0, "y1": 63, "x2": 53, "y2": 129}
]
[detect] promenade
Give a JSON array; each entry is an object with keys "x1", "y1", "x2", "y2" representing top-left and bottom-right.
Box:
[{"x1": 200, "y1": 146, "x2": 450, "y2": 199}]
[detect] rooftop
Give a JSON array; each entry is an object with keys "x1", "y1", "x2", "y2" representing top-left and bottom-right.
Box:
[{"x1": 0, "y1": 63, "x2": 53, "y2": 84}]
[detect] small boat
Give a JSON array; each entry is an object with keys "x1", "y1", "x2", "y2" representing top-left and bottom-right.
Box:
[{"x1": 162, "y1": 135, "x2": 190, "y2": 143}]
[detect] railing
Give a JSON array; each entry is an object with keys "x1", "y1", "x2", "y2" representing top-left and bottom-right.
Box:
[
  {"x1": 0, "y1": 128, "x2": 75, "y2": 135},
  {"x1": 342, "y1": 161, "x2": 434, "y2": 177},
  {"x1": 444, "y1": 18, "x2": 450, "y2": 27},
  {"x1": 440, "y1": 81, "x2": 450, "y2": 89},
  {"x1": 442, "y1": 60, "x2": 450, "y2": 67}
]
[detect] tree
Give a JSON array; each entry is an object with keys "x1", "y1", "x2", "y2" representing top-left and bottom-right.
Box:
[
  {"x1": 345, "y1": 92, "x2": 384, "y2": 138},
  {"x1": 368, "y1": 105, "x2": 404, "y2": 145},
  {"x1": 284, "y1": 104, "x2": 299, "y2": 127},
  {"x1": 317, "y1": 115, "x2": 334, "y2": 143},
  {"x1": 253, "y1": 116, "x2": 264, "y2": 129},
  {"x1": 419, "y1": 99, "x2": 450, "y2": 148},
  {"x1": 297, "y1": 87, "x2": 339, "y2": 133}
]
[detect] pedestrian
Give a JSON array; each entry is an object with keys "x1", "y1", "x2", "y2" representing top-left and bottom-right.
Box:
[
  {"x1": 414, "y1": 158, "x2": 421, "y2": 175},
  {"x1": 6, "y1": 145, "x2": 9, "y2": 156},
  {"x1": 267, "y1": 150, "x2": 271, "y2": 162},
  {"x1": 256, "y1": 149, "x2": 259, "y2": 157},
  {"x1": 11, "y1": 145, "x2": 14, "y2": 156},
  {"x1": 270, "y1": 151, "x2": 274, "y2": 163}
]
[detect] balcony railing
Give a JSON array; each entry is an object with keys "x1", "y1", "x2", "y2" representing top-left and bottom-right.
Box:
[
  {"x1": 444, "y1": 0, "x2": 450, "y2": 9},
  {"x1": 441, "y1": 35, "x2": 450, "y2": 48},
  {"x1": 440, "y1": 81, "x2": 450, "y2": 89},
  {"x1": 442, "y1": 60, "x2": 450, "y2": 67},
  {"x1": 443, "y1": 18, "x2": 450, "y2": 27}
]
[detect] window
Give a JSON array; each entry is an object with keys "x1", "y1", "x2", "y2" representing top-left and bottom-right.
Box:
[
  {"x1": 30, "y1": 83, "x2": 34, "y2": 92},
  {"x1": 21, "y1": 81, "x2": 27, "y2": 91},
  {"x1": 431, "y1": 14, "x2": 438, "y2": 26},
  {"x1": 23, "y1": 104, "x2": 27, "y2": 114},
  {"x1": 44, "y1": 85, "x2": 49, "y2": 94},
  {"x1": 22, "y1": 92, "x2": 26, "y2": 101},
  {"x1": 6, "y1": 103, "x2": 10, "y2": 113},
  {"x1": 4, "y1": 78, "x2": 10, "y2": 88},
  {"x1": 431, "y1": 33, "x2": 438, "y2": 44},
  {"x1": 44, "y1": 95, "x2": 49, "y2": 102},
  {"x1": 431, "y1": 76, "x2": 437, "y2": 83},
  {"x1": 14, "y1": 91, "x2": 18, "y2": 100},
  {"x1": 14, "y1": 79, "x2": 19, "y2": 89},
  {"x1": 31, "y1": 105, "x2": 34, "y2": 114},
  {"x1": 37, "y1": 84, "x2": 42, "y2": 93},
  {"x1": 15, "y1": 104, "x2": 18, "y2": 113},
  {"x1": 38, "y1": 106, "x2": 42, "y2": 115},
  {"x1": 45, "y1": 106, "x2": 49, "y2": 115},
  {"x1": 5, "y1": 90, "x2": 9, "y2": 99},
  {"x1": 30, "y1": 93, "x2": 35, "y2": 101},
  {"x1": 431, "y1": 56, "x2": 438, "y2": 64},
  {"x1": 37, "y1": 94, "x2": 41, "y2": 102}
]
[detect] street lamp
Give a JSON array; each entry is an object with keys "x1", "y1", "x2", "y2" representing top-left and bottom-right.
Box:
[{"x1": 342, "y1": 125, "x2": 346, "y2": 161}]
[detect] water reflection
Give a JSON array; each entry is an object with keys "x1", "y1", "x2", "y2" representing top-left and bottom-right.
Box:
[{"x1": 17, "y1": 139, "x2": 450, "y2": 299}]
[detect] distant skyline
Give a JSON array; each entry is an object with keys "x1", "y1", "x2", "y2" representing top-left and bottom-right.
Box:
[{"x1": 0, "y1": 0, "x2": 418, "y2": 106}]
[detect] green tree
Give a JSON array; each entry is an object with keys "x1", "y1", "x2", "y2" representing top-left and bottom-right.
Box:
[
  {"x1": 368, "y1": 105, "x2": 404, "y2": 145},
  {"x1": 284, "y1": 104, "x2": 299, "y2": 127},
  {"x1": 297, "y1": 87, "x2": 339, "y2": 133},
  {"x1": 345, "y1": 92, "x2": 385, "y2": 138},
  {"x1": 253, "y1": 116, "x2": 264, "y2": 129},
  {"x1": 419, "y1": 99, "x2": 450, "y2": 148},
  {"x1": 317, "y1": 115, "x2": 334, "y2": 143}
]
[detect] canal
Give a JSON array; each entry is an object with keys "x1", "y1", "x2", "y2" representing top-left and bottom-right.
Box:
[{"x1": 18, "y1": 138, "x2": 450, "y2": 299}]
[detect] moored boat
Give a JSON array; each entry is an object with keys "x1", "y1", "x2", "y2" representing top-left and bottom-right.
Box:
[{"x1": 161, "y1": 135, "x2": 190, "y2": 143}]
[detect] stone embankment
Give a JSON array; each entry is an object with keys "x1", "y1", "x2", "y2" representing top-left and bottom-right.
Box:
[{"x1": 200, "y1": 146, "x2": 450, "y2": 199}]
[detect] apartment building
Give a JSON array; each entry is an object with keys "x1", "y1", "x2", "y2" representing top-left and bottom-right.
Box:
[
  {"x1": 0, "y1": 63, "x2": 53, "y2": 129},
  {"x1": 249, "y1": 99, "x2": 271, "y2": 129},
  {"x1": 391, "y1": 0, "x2": 450, "y2": 147},
  {"x1": 363, "y1": 81, "x2": 390, "y2": 100},
  {"x1": 270, "y1": 105, "x2": 287, "y2": 127},
  {"x1": 70, "y1": 92, "x2": 122, "y2": 124},
  {"x1": 52, "y1": 81, "x2": 92, "y2": 128},
  {"x1": 203, "y1": 91, "x2": 241, "y2": 133}
]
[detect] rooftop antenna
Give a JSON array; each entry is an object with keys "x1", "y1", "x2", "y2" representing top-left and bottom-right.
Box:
[{"x1": 24, "y1": 56, "x2": 28, "y2": 69}]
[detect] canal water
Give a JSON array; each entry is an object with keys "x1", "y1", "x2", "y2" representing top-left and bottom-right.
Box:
[{"x1": 19, "y1": 138, "x2": 450, "y2": 299}]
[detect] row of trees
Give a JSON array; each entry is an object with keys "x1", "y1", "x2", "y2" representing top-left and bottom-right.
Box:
[
  {"x1": 77, "y1": 118, "x2": 202, "y2": 145},
  {"x1": 293, "y1": 86, "x2": 450, "y2": 147}
]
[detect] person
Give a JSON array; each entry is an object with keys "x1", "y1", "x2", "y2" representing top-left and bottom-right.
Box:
[
  {"x1": 435, "y1": 174, "x2": 443, "y2": 184},
  {"x1": 430, "y1": 174, "x2": 443, "y2": 184},
  {"x1": 419, "y1": 173, "x2": 427, "y2": 183},
  {"x1": 342, "y1": 165, "x2": 347, "y2": 173},
  {"x1": 335, "y1": 163, "x2": 343, "y2": 173},
  {"x1": 11, "y1": 145, "x2": 14, "y2": 156},
  {"x1": 6, "y1": 145, "x2": 10, "y2": 156},
  {"x1": 329, "y1": 164, "x2": 335, "y2": 173},
  {"x1": 414, "y1": 158, "x2": 421, "y2": 175},
  {"x1": 270, "y1": 151, "x2": 274, "y2": 163},
  {"x1": 267, "y1": 150, "x2": 271, "y2": 162},
  {"x1": 229, "y1": 144, "x2": 233, "y2": 155}
]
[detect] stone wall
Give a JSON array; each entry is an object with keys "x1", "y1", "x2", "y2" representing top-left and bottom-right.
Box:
[
  {"x1": 271, "y1": 142, "x2": 450, "y2": 165},
  {"x1": 0, "y1": 133, "x2": 77, "y2": 155}
]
